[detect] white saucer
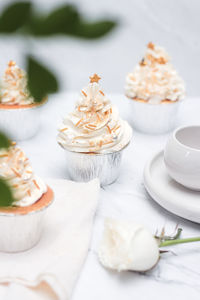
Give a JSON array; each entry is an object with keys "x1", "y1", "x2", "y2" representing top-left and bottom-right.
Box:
[{"x1": 143, "y1": 150, "x2": 200, "y2": 223}]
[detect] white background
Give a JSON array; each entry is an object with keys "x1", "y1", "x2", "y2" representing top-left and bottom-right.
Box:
[{"x1": 0, "y1": 0, "x2": 199, "y2": 96}]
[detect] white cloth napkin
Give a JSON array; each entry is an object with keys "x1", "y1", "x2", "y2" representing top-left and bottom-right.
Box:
[{"x1": 0, "y1": 178, "x2": 100, "y2": 300}]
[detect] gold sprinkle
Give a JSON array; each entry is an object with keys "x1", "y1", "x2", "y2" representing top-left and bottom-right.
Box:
[
  {"x1": 12, "y1": 184, "x2": 19, "y2": 188},
  {"x1": 19, "y1": 152, "x2": 24, "y2": 159},
  {"x1": 60, "y1": 127, "x2": 68, "y2": 132},
  {"x1": 75, "y1": 118, "x2": 83, "y2": 127},
  {"x1": 11, "y1": 168, "x2": 21, "y2": 178},
  {"x1": 33, "y1": 179, "x2": 40, "y2": 190},
  {"x1": 147, "y1": 54, "x2": 154, "y2": 62},
  {"x1": 106, "y1": 125, "x2": 111, "y2": 134},
  {"x1": 129, "y1": 74, "x2": 136, "y2": 81},
  {"x1": 157, "y1": 57, "x2": 167, "y2": 64},
  {"x1": 113, "y1": 125, "x2": 121, "y2": 132},
  {"x1": 85, "y1": 125, "x2": 94, "y2": 130},
  {"x1": 99, "y1": 90, "x2": 105, "y2": 96},
  {"x1": 0, "y1": 154, "x2": 8, "y2": 158},
  {"x1": 6, "y1": 69, "x2": 15, "y2": 78},
  {"x1": 98, "y1": 140, "x2": 103, "y2": 147},
  {"x1": 10, "y1": 97, "x2": 16, "y2": 102},
  {"x1": 96, "y1": 113, "x2": 101, "y2": 122},
  {"x1": 87, "y1": 124, "x2": 96, "y2": 128},
  {"x1": 26, "y1": 170, "x2": 32, "y2": 174},
  {"x1": 82, "y1": 90, "x2": 87, "y2": 97},
  {"x1": 73, "y1": 136, "x2": 81, "y2": 140},
  {"x1": 80, "y1": 121, "x2": 90, "y2": 127},
  {"x1": 20, "y1": 91, "x2": 26, "y2": 96},
  {"x1": 140, "y1": 58, "x2": 147, "y2": 66},
  {"x1": 103, "y1": 140, "x2": 113, "y2": 145}
]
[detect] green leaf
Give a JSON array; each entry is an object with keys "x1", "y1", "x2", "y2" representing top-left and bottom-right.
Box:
[
  {"x1": 0, "y1": 1, "x2": 31, "y2": 33},
  {"x1": 0, "y1": 178, "x2": 15, "y2": 207},
  {"x1": 0, "y1": 132, "x2": 15, "y2": 207},
  {"x1": 27, "y1": 56, "x2": 59, "y2": 102},
  {"x1": 30, "y1": 5, "x2": 79, "y2": 36},
  {"x1": 0, "y1": 2, "x2": 117, "y2": 38},
  {"x1": 28, "y1": 4, "x2": 117, "y2": 39},
  {"x1": 72, "y1": 20, "x2": 117, "y2": 39},
  {"x1": 0, "y1": 132, "x2": 11, "y2": 150}
]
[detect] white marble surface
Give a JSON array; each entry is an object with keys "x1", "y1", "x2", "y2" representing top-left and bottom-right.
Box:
[{"x1": 18, "y1": 93, "x2": 200, "y2": 300}]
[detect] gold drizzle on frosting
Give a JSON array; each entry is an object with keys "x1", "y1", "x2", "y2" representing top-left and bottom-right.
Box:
[
  {"x1": 0, "y1": 61, "x2": 34, "y2": 105},
  {"x1": 58, "y1": 74, "x2": 132, "y2": 153},
  {"x1": 0, "y1": 143, "x2": 46, "y2": 206},
  {"x1": 125, "y1": 42, "x2": 185, "y2": 103}
]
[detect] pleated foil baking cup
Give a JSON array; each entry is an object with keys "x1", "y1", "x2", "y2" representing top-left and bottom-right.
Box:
[
  {"x1": 0, "y1": 195, "x2": 53, "y2": 253},
  {"x1": 62, "y1": 144, "x2": 130, "y2": 186},
  {"x1": 0, "y1": 101, "x2": 47, "y2": 141},
  {"x1": 127, "y1": 99, "x2": 182, "y2": 134}
]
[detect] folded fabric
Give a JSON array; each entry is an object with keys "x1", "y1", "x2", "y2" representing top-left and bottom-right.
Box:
[{"x1": 0, "y1": 178, "x2": 100, "y2": 300}]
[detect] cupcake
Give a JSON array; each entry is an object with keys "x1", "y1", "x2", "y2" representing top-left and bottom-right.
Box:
[
  {"x1": 0, "y1": 141, "x2": 53, "y2": 252},
  {"x1": 0, "y1": 61, "x2": 47, "y2": 140},
  {"x1": 57, "y1": 74, "x2": 132, "y2": 185},
  {"x1": 125, "y1": 42, "x2": 185, "y2": 134}
]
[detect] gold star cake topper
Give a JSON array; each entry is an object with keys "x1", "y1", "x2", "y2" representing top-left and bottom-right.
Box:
[
  {"x1": 90, "y1": 73, "x2": 101, "y2": 83},
  {"x1": 8, "y1": 60, "x2": 16, "y2": 67},
  {"x1": 147, "y1": 42, "x2": 155, "y2": 50}
]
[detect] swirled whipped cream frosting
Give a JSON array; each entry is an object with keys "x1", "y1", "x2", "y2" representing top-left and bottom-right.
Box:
[
  {"x1": 125, "y1": 43, "x2": 185, "y2": 104},
  {"x1": 0, "y1": 60, "x2": 34, "y2": 105},
  {"x1": 0, "y1": 143, "x2": 47, "y2": 207},
  {"x1": 57, "y1": 74, "x2": 132, "y2": 154}
]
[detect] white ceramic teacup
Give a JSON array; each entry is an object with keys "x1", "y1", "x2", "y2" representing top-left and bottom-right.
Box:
[{"x1": 164, "y1": 125, "x2": 200, "y2": 191}]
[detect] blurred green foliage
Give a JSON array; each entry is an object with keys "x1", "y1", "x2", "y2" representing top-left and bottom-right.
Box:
[
  {"x1": 0, "y1": 178, "x2": 15, "y2": 207},
  {"x1": 0, "y1": 132, "x2": 15, "y2": 207},
  {"x1": 0, "y1": 132, "x2": 11, "y2": 149},
  {"x1": 29, "y1": 5, "x2": 80, "y2": 36},
  {"x1": 0, "y1": 2, "x2": 116, "y2": 38},
  {"x1": 0, "y1": 1, "x2": 117, "y2": 101},
  {"x1": 27, "y1": 56, "x2": 58, "y2": 102},
  {"x1": 0, "y1": 2, "x2": 31, "y2": 33},
  {"x1": 28, "y1": 4, "x2": 116, "y2": 39}
]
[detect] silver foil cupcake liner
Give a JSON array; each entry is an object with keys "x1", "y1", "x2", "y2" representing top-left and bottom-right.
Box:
[
  {"x1": 127, "y1": 99, "x2": 182, "y2": 134},
  {"x1": 63, "y1": 145, "x2": 129, "y2": 186},
  {"x1": 0, "y1": 199, "x2": 53, "y2": 253},
  {"x1": 0, "y1": 101, "x2": 47, "y2": 141}
]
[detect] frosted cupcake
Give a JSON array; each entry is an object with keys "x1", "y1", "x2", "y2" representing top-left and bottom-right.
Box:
[
  {"x1": 0, "y1": 61, "x2": 47, "y2": 140},
  {"x1": 57, "y1": 74, "x2": 132, "y2": 185},
  {"x1": 0, "y1": 142, "x2": 53, "y2": 252},
  {"x1": 125, "y1": 42, "x2": 185, "y2": 134}
]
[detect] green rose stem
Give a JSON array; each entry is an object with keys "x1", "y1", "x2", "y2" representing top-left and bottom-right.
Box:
[{"x1": 160, "y1": 237, "x2": 200, "y2": 248}]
